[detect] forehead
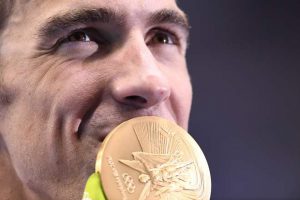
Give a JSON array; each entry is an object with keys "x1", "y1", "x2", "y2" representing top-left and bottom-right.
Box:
[
  {"x1": 20, "y1": 0, "x2": 181, "y2": 21},
  {"x1": 1, "y1": 0, "x2": 187, "y2": 60}
]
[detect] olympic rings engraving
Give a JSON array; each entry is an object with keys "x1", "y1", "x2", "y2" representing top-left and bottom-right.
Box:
[{"x1": 122, "y1": 173, "x2": 136, "y2": 194}]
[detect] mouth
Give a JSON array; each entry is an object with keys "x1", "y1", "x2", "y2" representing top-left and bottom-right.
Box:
[
  {"x1": 76, "y1": 108, "x2": 174, "y2": 143},
  {"x1": 77, "y1": 116, "x2": 148, "y2": 143},
  {"x1": 72, "y1": 97, "x2": 178, "y2": 144}
]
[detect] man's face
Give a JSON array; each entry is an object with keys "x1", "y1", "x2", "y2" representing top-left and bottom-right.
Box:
[{"x1": 0, "y1": 0, "x2": 192, "y2": 199}]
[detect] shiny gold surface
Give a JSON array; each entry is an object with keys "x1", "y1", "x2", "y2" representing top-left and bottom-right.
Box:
[{"x1": 96, "y1": 116, "x2": 211, "y2": 200}]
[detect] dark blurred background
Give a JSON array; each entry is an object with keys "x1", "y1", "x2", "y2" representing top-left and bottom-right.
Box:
[{"x1": 178, "y1": 1, "x2": 300, "y2": 199}]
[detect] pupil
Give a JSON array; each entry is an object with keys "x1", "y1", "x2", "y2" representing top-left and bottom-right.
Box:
[
  {"x1": 69, "y1": 32, "x2": 87, "y2": 42},
  {"x1": 157, "y1": 33, "x2": 168, "y2": 43}
]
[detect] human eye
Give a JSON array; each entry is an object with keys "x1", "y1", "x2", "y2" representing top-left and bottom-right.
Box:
[
  {"x1": 58, "y1": 28, "x2": 107, "y2": 45},
  {"x1": 63, "y1": 30, "x2": 92, "y2": 43},
  {"x1": 51, "y1": 28, "x2": 109, "y2": 52},
  {"x1": 45, "y1": 28, "x2": 111, "y2": 57},
  {"x1": 146, "y1": 28, "x2": 180, "y2": 46}
]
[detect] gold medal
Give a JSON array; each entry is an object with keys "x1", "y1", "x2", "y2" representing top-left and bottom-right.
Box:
[{"x1": 95, "y1": 116, "x2": 211, "y2": 200}]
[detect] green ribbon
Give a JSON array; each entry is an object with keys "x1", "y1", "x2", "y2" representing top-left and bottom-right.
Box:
[{"x1": 82, "y1": 172, "x2": 106, "y2": 200}]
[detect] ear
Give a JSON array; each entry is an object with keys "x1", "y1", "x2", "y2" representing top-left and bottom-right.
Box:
[
  {"x1": 0, "y1": 87, "x2": 12, "y2": 106},
  {"x1": 0, "y1": 83, "x2": 14, "y2": 151},
  {"x1": 0, "y1": 0, "x2": 14, "y2": 31},
  {"x1": 0, "y1": 84, "x2": 13, "y2": 119}
]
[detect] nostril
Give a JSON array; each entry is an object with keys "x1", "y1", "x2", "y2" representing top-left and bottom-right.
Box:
[{"x1": 125, "y1": 95, "x2": 147, "y2": 104}]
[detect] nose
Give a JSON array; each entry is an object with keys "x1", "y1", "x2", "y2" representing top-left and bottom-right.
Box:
[
  {"x1": 111, "y1": 73, "x2": 171, "y2": 108},
  {"x1": 110, "y1": 36, "x2": 171, "y2": 108}
]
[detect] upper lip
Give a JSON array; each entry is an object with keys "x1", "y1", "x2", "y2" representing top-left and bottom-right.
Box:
[{"x1": 77, "y1": 108, "x2": 172, "y2": 142}]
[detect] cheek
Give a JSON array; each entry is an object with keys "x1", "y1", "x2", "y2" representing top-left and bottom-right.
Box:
[
  {"x1": 151, "y1": 46, "x2": 184, "y2": 63},
  {"x1": 55, "y1": 72, "x2": 104, "y2": 114},
  {"x1": 166, "y1": 65, "x2": 192, "y2": 129},
  {"x1": 46, "y1": 63, "x2": 113, "y2": 117},
  {"x1": 172, "y1": 75, "x2": 192, "y2": 127}
]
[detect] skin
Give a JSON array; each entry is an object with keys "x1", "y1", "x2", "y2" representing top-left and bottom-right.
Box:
[{"x1": 0, "y1": 0, "x2": 192, "y2": 199}]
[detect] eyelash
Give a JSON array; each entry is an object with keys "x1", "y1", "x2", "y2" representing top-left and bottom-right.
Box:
[
  {"x1": 59, "y1": 28, "x2": 106, "y2": 45},
  {"x1": 147, "y1": 28, "x2": 180, "y2": 46},
  {"x1": 53, "y1": 27, "x2": 181, "y2": 50}
]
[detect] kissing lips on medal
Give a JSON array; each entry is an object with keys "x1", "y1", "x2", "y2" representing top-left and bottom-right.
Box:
[{"x1": 83, "y1": 116, "x2": 211, "y2": 200}]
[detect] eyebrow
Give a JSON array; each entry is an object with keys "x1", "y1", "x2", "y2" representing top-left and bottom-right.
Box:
[
  {"x1": 148, "y1": 9, "x2": 190, "y2": 34},
  {"x1": 39, "y1": 8, "x2": 123, "y2": 39},
  {"x1": 38, "y1": 7, "x2": 190, "y2": 41}
]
